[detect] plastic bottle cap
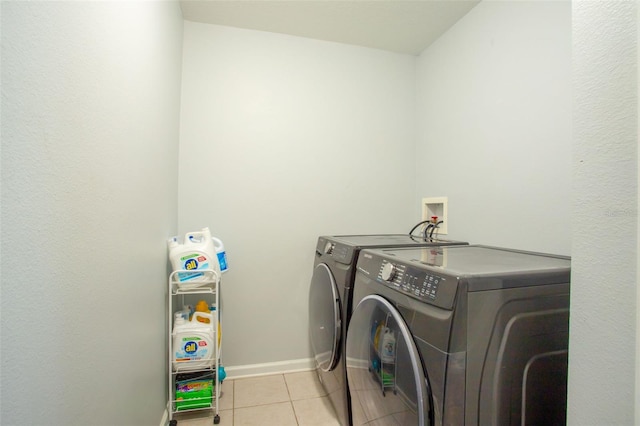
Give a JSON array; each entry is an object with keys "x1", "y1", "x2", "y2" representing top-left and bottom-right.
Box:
[{"x1": 195, "y1": 300, "x2": 210, "y2": 312}]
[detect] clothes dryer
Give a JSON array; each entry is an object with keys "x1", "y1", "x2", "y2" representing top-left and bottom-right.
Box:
[
  {"x1": 308, "y1": 235, "x2": 468, "y2": 426},
  {"x1": 346, "y1": 245, "x2": 570, "y2": 425}
]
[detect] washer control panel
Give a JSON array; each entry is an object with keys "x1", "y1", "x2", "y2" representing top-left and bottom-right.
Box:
[{"x1": 376, "y1": 259, "x2": 447, "y2": 305}]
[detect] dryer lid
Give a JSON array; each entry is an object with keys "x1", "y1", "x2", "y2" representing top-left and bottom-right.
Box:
[{"x1": 328, "y1": 234, "x2": 465, "y2": 248}]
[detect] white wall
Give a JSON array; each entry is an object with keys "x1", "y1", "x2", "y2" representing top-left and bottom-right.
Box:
[
  {"x1": 2, "y1": 3, "x2": 636, "y2": 424},
  {"x1": 0, "y1": 2, "x2": 183, "y2": 425},
  {"x1": 178, "y1": 22, "x2": 417, "y2": 368},
  {"x1": 416, "y1": 1, "x2": 572, "y2": 255},
  {"x1": 571, "y1": 1, "x2": 638, "y2": 424},
  {"x1": 416, "y1": 2, "x2": 638, "y2": 423}
]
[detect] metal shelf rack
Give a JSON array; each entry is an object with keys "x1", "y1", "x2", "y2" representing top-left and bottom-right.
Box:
[{"x1": 168, "y1": 269, "x2": 221, "y2": 425}]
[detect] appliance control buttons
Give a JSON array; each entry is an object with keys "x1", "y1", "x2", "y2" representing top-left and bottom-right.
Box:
[
  {"x1": 419, "y1": 274, "x2": 441, "y2": 300},
  {"x1": 378, "y1": 264, "x2": 442, "y2": 304},
  {"x1": 381, "y1": 262, "x2": 396, "y2": 282}
]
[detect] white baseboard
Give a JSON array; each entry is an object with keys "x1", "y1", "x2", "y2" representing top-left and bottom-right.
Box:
[
  {"x1": 224, "y1": 357, "x2": 315, "y2": 380},
  {"x1": 159, "y1": 406, "x2": 168, "y2": 426}
]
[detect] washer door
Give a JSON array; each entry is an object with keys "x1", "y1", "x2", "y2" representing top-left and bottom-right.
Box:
[
  {"x1": 346, "y1": 295, "x2": 432, "y2": 426},
  {"x1": 309, "y1": 263, "x2": 341, "y2": 372}
]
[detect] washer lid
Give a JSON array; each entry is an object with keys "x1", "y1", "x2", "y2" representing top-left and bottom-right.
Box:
[
  {"x1": 372, "y1": 245, "x2": 570, "y2": 291},
  {"x1": 346, "y1": 294, "x2": 432, "y2": 425},
  {"x1": 309, "y1": 263, "x2": 341, "y2": 372}
]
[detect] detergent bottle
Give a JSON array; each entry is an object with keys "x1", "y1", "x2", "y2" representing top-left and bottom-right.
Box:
[
  {"x1": 212, "y1": 237, "x2": 228, "y2": 273},
  {"x1": 194, "y1": 300, "x2": 211, "y2": 324},
  {"x1": 168, "y1": 227, "x2": 221, "y2": 285},
  {"x1": 172, "y1": 311, "x2": 215, "y2": 371},
  {"x1": 176, "y1": 306, "x2": 192, "y2": 320},
  {"x1": 191, "y1": 300, "x2": 222, "y2": 346},
  {"x1": 380, "y1": 327, "x2": 396, "y2": 363}
]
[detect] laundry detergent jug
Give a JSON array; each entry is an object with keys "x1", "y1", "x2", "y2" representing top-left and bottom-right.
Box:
[
  {"x1": 379, "y1": 327, "x2": 396, "y2": 363},
  {"x1": 168, "y1": 227, "x2": 221, "y2": 285},
  {"x1": 212, "y1": 237, "x2": 228, "y2": 273},
  {"x1": 172, "y1": 311, "x2": 216, "y2": 371}
]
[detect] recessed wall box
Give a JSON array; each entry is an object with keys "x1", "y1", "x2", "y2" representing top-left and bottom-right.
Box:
[{"x1": 422, "y1": 197, "x2": 448, "y2": 235}]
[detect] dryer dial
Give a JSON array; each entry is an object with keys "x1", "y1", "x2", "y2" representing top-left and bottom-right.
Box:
[
  {"x1": 381, "y1": 262, "x2": 396, "y2": 282},
  {"x1": 324, "y1": 242, "x2": 334, "y2": 255}
]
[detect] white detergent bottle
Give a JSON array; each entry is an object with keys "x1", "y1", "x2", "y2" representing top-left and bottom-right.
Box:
[
  {"x1": 168, "y1": 227, "x2": 220, "y2": 285},
  {"x1": 212, "y1": 237, "x2": 228, "y2": 273},
  {"x1": 172, "y1": 311, "x2": 215, "y2": 371},
  {"x1": 380, "y1": 328, "x2": 396, "y2": 363}
]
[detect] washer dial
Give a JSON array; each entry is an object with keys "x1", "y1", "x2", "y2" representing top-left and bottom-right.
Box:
[{"x1": 381, "y1": 262, "x2": 396, "y2": 282}]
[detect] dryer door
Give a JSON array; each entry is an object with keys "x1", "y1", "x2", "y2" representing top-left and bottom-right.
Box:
[
  {"x1": 346, "y1": 295, "x2": 432, "y2": 426},
  {"x1": 309, "y1": 263, "x2": 341, "y2": 372}
]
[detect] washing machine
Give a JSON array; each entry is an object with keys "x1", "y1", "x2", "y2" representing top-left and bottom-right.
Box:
[
  {"x1": 346, "y1": 245, "x2": 571, "y2": 425},
  {"x1": 308, "y1": 235, "x2": 468, "y2": 426}
]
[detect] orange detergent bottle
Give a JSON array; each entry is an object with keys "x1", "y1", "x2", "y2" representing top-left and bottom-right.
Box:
[
  {"x1": 194, "y1": 300, "x2": 211, "y2": 324},
  {"x1": 193, "y1": 300, "x2": 221, "y2": 347}
]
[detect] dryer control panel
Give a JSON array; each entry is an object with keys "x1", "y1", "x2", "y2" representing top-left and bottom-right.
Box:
[{"x1": 316, "y1": 237, "x2": 355, "y2": 265}]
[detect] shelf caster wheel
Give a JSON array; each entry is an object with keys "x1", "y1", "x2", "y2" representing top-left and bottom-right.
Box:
[
  {"x1": 169, "y1": 420, "x2": 177, "y2": 426},
  {"x1": 213, "y1": 414, "x2": 220, "y2": 424}
]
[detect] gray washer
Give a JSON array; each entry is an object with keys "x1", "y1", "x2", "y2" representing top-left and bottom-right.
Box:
[
  {"x1": 308, "y1": 235, "x2": 468, "y2": 426},
  {"x1": 347, "y1": 245, "x2": 570, "y2": 425}
]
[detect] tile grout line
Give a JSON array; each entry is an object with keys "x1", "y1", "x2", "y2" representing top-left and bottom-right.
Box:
[
  {"x1": 283, "y1": 373, "x2": 301, "y2": 425},
  {"x1": 226, "y1": 371, "x2": 337, "y2": 426}
]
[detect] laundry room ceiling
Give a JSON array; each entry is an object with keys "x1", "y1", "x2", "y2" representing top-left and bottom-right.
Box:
[{"x1": 179, "y1": 0, "x2": 480, "y2": 55}]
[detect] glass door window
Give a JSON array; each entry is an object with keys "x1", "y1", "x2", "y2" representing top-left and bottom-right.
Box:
[
  {"x1": 309, "y1": 263, "x2": 341, "y2": 372},
  {"x1": 346, "y1": 295, "x2": 432, "y2": 426}
]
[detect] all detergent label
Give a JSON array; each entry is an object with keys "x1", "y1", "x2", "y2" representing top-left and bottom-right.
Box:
[
  {"x1": 174, "y1": 335, "x2": 212, "y2": 365},
  {"x1": 177, "y1": 253, "x2": 211, "y2": 282}
]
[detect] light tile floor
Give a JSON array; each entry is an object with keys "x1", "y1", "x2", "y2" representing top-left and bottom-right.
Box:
[{"x1": 172, "y1": 370, "x2": 340, "y2": 426}]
